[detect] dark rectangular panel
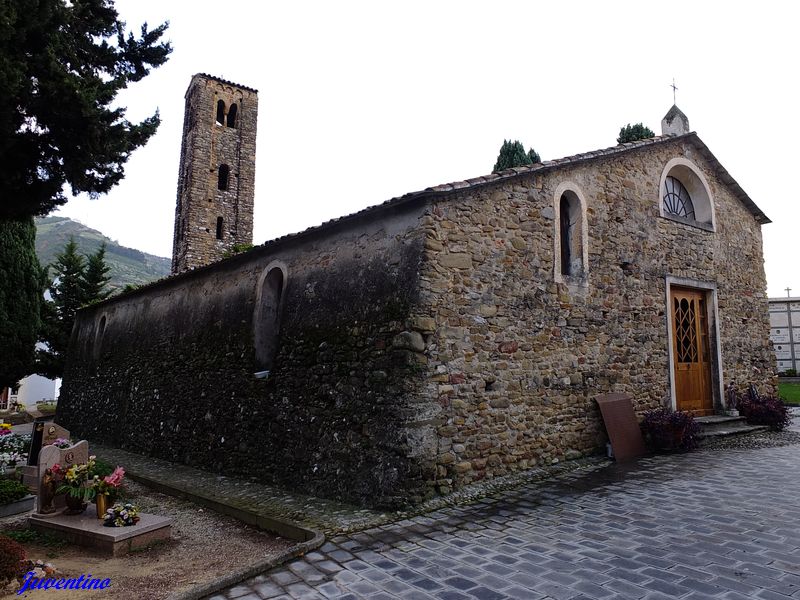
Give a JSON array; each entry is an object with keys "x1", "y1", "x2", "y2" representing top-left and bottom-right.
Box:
[{"x1": 596, "y1": 393, "x2": 646, "y2": 462}]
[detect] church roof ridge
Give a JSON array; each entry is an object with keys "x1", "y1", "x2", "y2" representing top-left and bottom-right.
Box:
[{"x1": 277, "y1": 131, "x2": 768, "y2": 236}]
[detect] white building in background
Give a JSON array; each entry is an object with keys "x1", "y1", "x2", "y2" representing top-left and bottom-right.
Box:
[
  {"x1": 769, "y1": 296, "x2": 800, "y2": 373},
  {"x1": 0, "y1": 343, "x2": 60, "y2": 412},
  {"x1": 1, "y1": 376, "x2": 60, "y2": 412},
  {"x1": 9, "y1": 374, "x2": 60, "y2": 409}
]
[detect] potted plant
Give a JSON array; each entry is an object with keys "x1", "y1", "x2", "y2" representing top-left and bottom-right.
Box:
[
  {"x1": 0, "y1": 479, "x2": 35, "y2": 518},
  {"x1": 0, "y1": 429, "x2": 29, "y2": 477},
  {"x1": 640, "y1": 407, "x2": 701, "y2": 452}
]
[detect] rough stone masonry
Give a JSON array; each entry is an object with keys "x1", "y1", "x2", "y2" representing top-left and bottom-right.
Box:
[{"x1": 58, "y1": 99, "x2": 775, "y2": 507}]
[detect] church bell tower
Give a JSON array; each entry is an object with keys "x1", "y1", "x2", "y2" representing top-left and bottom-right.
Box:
[{"x1": 171, "y1": 74, "x2": 258, "y2": 274}]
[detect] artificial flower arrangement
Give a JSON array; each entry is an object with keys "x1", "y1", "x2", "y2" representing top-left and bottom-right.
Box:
[
  {"x1": 54, "y1": 456, "x2": 97, "y2": 501},
  {"x1": 50, "y1": 438, "x2": 72, "y2": 449},
  {"x1": 0, "y1": 423, "x2": 12, "y2": 435},
  {"x1": 91, "y1": 466, "x2": 125, "y2": 499},
  {"x1": 103, "y1": 502, "x2": 140, "y2": 527}
]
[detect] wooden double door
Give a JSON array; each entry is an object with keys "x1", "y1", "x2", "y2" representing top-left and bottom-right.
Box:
[{"x1": 671, "y1": 287, "x2": 714, "y2": 416}]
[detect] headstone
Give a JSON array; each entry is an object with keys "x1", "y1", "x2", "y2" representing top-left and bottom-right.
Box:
[
  {"x1": 27, "y1": 420, "x2": 70, "y2": 467},
  {"x1": 42, "y1": 423, "x2": 70, "y2": 446},
  {"x1": 595, "y1": 393, "x2": 646, "y2": 462},
  {"x1": 27, "y1": 420, "x2": 46, "y2": 467},
  {"x1": 36, "y1": 440, "x2": 89, "y2": 516}
]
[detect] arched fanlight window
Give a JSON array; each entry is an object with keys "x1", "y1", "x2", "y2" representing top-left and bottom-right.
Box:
[
  {"x1": 227, "y1": 103, "x2": 238, "y2": 128},
  {"x1": 215, "y1": 99, "x2": 225, "y2": 125},
  {"x1": 663, "y1": 176, "x2": 695, "y2": 220},
  {"x1": 218, "y1": 164, "x2": 229, "y2": 191}
]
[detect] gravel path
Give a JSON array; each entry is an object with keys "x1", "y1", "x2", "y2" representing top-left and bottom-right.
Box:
[{"x1": 0, "y1": 480, "x2": 294, "y2": 600}]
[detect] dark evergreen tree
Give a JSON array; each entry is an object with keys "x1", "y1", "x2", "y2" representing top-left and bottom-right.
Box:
[
  {"x1": 0, "y1": 0, "x2": 169, "y2": 383},
  {"x1": 0, "y1": 0, "x2": 172, "y2": 219},
  {"x1": 493, "y1": 140, "x2": 540, "y2": 173},
  {"x1": 82, "y1": 244, "x2": 112, "y2": 304},
  {"x1": 37, "y1": 239, "x2": 110, "y2": 378},
  {"x1": 617, "y1": 123, "x2": 655, "y2": 144},
  {"x1": 0, "y1": 218, "x2": 44, "y2": 389}
]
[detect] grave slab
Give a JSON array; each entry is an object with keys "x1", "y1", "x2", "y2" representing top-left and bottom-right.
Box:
[{"x1": 29, "y1": 511, "x2": 171, "y2": 556}]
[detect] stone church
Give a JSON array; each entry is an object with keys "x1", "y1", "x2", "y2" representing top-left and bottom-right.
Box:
[{"x1": 58, "y1": 74, "x2": 775, "y2": 507}]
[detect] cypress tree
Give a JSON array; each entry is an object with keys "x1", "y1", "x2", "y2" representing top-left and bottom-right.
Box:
[
  {"x1": 617, "y1": 123, "x2": 655, "y2": 144},
  {"x1": 0, "y1": 218, "x2": 44, "y2": 389},
  {"x1": 82, "y1": 244, "x2": 112, "y2": 305},
  {"x1": 493, "y1": 140, "x2": 541, "y2": 173},
  {"x1": 37, "y1": 240, "x2": 87, "y2": 379}
]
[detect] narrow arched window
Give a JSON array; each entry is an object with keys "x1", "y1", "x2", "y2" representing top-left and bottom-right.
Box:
[
  {"x1": 559, "y1": 195, "x2": 572, "y2": 276},
  {"x1": 557, "y1": 190, "x2": 585, "y2": 279},
  {"x1": 215, "y1": 99, "x2": 225, "y2": 125},
  {"x1": 227, "y1": 103, "x2": 238, "y2": 128},
  {"x1": 254, "y1": 266, "x2": 286, "y2": 373},
  {"x1": 216, "y1": 216, "x2": 224, "y2": 239},
  {"x1": 218, "y1": 164, "x2": 229, "y2": 191}
]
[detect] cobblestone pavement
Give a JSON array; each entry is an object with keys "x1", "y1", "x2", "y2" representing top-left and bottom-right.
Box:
[
  {"x1": 211, "y1": 442, "x2": 800, "y2": 599},
  {"x1": 93, "y1": 444, "x2": 604, "y2": 536}
]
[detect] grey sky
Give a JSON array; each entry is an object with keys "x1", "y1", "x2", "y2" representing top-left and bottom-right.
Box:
[{"x1": 55, "y1": 0, "x2": 799, "y2": 298}]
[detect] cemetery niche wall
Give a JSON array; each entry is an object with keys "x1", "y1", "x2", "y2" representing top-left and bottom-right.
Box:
[{"x1": 768, "y1": 297, "x2": 800, "y2": 373}]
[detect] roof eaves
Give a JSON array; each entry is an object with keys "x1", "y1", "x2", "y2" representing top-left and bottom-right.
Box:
[{"x1": 196, "y1": 73, "x2": 259, "y2": 94}]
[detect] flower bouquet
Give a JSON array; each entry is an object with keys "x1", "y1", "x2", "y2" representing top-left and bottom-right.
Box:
[
  {"x1": 91, "y1": 466, "x2": 125, "y2": 498},
  {"x1": 103, "y1": 502, "x2": 140, "y2": 527},
  {"x1": 91, "y1": 466, "x2": 125, "y2": 517},
  {"x1": 54, "y1": 457, "x2": 97, "y2": 512},
  {"x1": 50, "y1": 438, "x2": 72, "y2": 449}
]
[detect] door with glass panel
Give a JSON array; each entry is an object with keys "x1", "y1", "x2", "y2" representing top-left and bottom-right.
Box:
[{"x1": 671, "y1": 287, "x2": 713, "y2": 415}]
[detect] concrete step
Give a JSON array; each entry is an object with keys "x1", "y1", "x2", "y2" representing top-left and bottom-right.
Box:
[{"x1": 694, "y1": 415, "x2": 769, "y2": 441}]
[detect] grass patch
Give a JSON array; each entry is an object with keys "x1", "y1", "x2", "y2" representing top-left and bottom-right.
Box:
[
  {"x1": 36, "y1": 403, "x2": 57, "y2": 414},
  {"x1": 1, "y1": 528, "x2": 68, "y2": 549},
  {"x1": 779, "y1": 382, "x2": 800, "y2": 405}
]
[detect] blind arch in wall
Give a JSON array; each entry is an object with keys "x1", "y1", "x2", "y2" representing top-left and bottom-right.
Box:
[{"x1": 253, "y1": 263, "x2": 287, "y2": 373}]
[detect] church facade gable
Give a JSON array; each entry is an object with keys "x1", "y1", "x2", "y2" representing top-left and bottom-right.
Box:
[{"x1": 414, "y1": 137, "x2": 773, "y2": 491}]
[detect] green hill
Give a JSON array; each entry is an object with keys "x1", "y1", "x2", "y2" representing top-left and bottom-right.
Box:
[{"x1": 35, "y1": 216, "x2": 170, "y2": 290}]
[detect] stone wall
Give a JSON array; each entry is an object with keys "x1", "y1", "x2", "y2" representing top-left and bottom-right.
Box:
[
  {"x1": 60, "y1": 199, "x2": 436, "y2": 507},
  {"x1": 414, "y1": 137, "x2": 774, "y2": 493}
]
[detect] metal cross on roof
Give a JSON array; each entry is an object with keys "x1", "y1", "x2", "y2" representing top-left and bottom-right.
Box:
[
  {"x1": 787, "y1": 287, "x2": 792, "y2": 297},
  {"x1": 671, "y1": 78, "x2": 678, "y2": 104}
]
